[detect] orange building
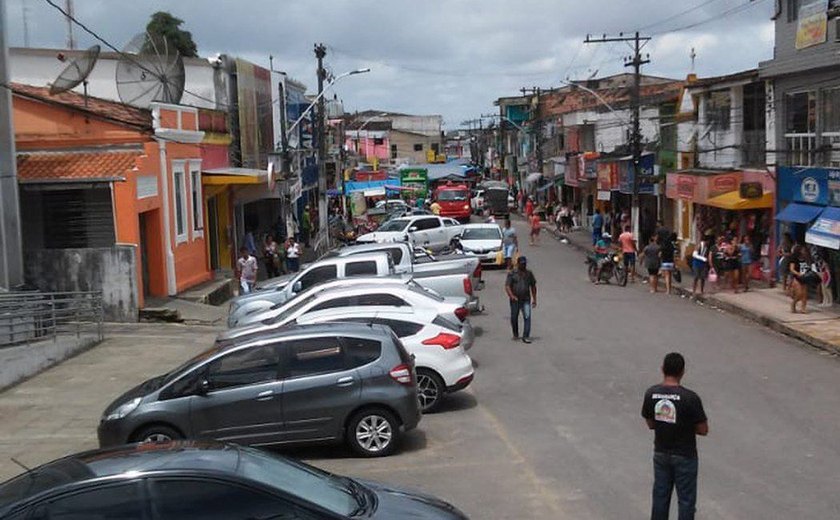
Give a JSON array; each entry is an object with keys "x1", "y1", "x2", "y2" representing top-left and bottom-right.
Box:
[{"x1": 13, "y1": 84, "x2": 214, "y2": 317}]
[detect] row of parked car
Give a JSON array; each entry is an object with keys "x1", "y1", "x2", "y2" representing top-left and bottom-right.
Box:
[{"x1": 0, "y1": 224, "x2": 507, "y2": 519}]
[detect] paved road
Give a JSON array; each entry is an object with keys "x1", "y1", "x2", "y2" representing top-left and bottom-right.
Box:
[{"x1": 2, "y1": 224, "x2": 840, "y2": 518}]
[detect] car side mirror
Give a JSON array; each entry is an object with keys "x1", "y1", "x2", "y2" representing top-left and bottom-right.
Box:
[
  {"x1": 408, "y1": 226, "x2": 418, "y2": 232},
  {"x1": 292, "y1": 281, "x2": 302, "y2": 293},
  {"x1": 196, "y1": 379, "x2": 210, "y2": 396}
]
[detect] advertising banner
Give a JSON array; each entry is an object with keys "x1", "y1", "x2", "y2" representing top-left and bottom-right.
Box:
[
  {"x1": 597, "y1": 162, "x2": 618, "y2": 191},
  {"x1": 796, "y1": 0, "x2": 828, "y2": 50},
  {"x1": 619, "y1": 154, "x2": 657, "y2": 195},
  {"x1": 399, "y1": 168, "x2": 429, "y2": 198},
  {"x1": 236, "y1": 59, "x2": 274, "y2": 169},
  {"x1": 564, "y1": 154, "x2": 580, "y2": 187},
  {"x1": 777, "y1": 166, "x2": 840, "y2": 206}
]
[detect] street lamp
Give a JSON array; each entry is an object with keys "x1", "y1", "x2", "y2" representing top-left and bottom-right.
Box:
[{"x1": 286, "y1": 68, "x2": 371, "y2": 138}]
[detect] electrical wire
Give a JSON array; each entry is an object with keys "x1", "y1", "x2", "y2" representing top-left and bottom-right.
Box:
[
  {"x1": 636, "y1": 0, "x2": 728, "y2": 32},
  {"x1": 650, "y1": 0, "x2": 771, "y2": 36}
]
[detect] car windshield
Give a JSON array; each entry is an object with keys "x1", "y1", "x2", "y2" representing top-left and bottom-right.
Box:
[
  {"x1": 236, "y1": 446, "x2": 362, "y2": 516},
  {"x1": 263, "y1": 293, "x2": 318, "y2": 325},
  {"x1": 462, "y1": 228, "x2": 501, "y2": 240},
  {"x1": 163, "y1": 346, "x2": 221, "y2": 383},
  {"x1": 377, "y1": 220, "x2": 410, "y2": 232},
  {"x1": 437, "y1": 190, "x2": 468, "y2": 201}
]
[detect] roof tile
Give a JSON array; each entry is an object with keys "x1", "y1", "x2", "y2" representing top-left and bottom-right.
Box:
[
  {"x1": 17, "y1": 150, "x2": 141, "y2": 182},
  {"x1": 11, "y1": 83, "x2": 151, "y2": 129}
]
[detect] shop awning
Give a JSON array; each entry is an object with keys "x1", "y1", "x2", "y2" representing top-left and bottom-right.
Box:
[
  {"x1": 363, "y1": 187, "x2": 386, "y2": 197},
  {"x1": 705, "y1": 191, "x2": 773, "y2": 210},
  {"x1": 775, "y1": 202, "x2": 823, "y2": 223},
  {"x1": 202, "y1": 167, "x2": 265, "y2": 185},
  {"x1": 806, "y1": 207, "x2": 840, "y2": 250}
]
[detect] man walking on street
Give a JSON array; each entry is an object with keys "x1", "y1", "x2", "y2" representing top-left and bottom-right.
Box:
[
  {"x1": 236, "y1": 246, "x2": 258, "y2": 295},
  {"x1": 592, "y1": 208, "x2": 604, "y2": 245},
  {"x1": 505, "y1": 256, "x2": 537, "y2": 343},
  {"x1": 642, "y1": 352, "x2": 708, "y2": 520}
]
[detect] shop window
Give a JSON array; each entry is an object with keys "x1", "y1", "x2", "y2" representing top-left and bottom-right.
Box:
[
  {"x1": 787, "y1": 0, "x2": 800, "y2": 22},
  {"x1": 786, "y1": 91, "x2": 816, "y2": 134},
  {"x1": 173, "y1": 163, "x2": 188, "y2": 243},
  {"x1": 190, "y1": 164, "x2": 204, "y2": 238},
  {"x1": 413, "y1": 143, "x2": 423, "y2": 152},
  {"x1": 706, "y1": 90, "x2": 730, "y2": 131},
  {"x1": 822, "y1": 87, "x2": 840, "y2": 133}
]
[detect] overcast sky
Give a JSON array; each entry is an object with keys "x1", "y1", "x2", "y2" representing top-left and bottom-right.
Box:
[{"x1": 11, "y1": 0, "x2": 775, "y2": 128}]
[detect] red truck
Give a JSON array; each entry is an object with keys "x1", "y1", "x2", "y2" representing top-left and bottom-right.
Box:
[{"x1": 434, "y1": 182, "x2": 471, "y2": 222}]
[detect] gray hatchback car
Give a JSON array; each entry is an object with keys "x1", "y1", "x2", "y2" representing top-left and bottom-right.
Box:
[{"x1": 97, "y1": 323, "x2": 421, "y2": 457}]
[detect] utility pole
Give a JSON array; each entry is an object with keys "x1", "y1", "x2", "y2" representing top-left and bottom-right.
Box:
[
  {"x1": 520, "y1": 87, "x2": 543, "y2": 176},
  {"x1": 0, "y1": 1, "x2": 23, "y2": 290},
  {"x1": 314, "y1": 43, "x2": 329, "y2": 250},
  {"x1": 584, "y1": 32, "x2": 650, "y2": 240},
  {"x1": 64, "y1": 0, "x2": 75, "y2": 49}
]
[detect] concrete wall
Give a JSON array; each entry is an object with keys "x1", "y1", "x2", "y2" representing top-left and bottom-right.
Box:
[
  {"x1": 763, "y1": 4, "x2": 840, "y2": 77},
  {"x1": 24, "y1": 246, "x2": 139, "y2": 322}
]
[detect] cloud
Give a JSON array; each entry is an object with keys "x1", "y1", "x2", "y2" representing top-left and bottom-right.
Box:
[{"x1": 14, "y1": 0, "x2": 775, "y2": 127}]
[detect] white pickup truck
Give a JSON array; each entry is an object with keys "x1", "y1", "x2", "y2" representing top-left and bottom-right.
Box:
[
  {"x1": 229, "y1": 251, "x2": 479, "y2": 327},
  {"x1": 355, "y1": 215, "x2": 463, "y2": 252}
]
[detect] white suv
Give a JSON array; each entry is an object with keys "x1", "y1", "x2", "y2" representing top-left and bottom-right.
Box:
[{"x1": 295, "y1": 307, "x2": 474, "y2": 413}]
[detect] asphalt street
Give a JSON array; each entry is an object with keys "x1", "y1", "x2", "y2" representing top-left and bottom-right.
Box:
[{"x1": 1, "y1": 223, "x2": 840, "y2": 519}]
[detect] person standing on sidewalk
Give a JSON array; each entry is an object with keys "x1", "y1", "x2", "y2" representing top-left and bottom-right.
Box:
[
  {"x1": 286, "y1": 237, "x2": 301, "y2": 273},
  {"x1": 739, "y1": 235, "x2": 753, "y2": 293},
  {"x1": 691, "y1": 236, "x2": 711, "y2": 297},
  {"x1": 505, "y1": 256, "x2": 537, "y2": 344},
  {"x1": 642, "y1": 352, "x2": 708, "y2": 520},
  {"x1": 642, "y1": 236, "x2": 662, "y2": 293},
  {"x1": 619, "y1": 225, "x2": 638, "y2": 283},
  {"x1": 236, "y1": 247, "x2": 258, "y2": 295},
  {"x1": 660, "y1": 233, "x2": 676, "y2": 295}
]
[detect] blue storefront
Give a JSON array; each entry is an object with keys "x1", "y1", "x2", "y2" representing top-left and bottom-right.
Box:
[{"x1": 776, "y1": 166, "x2": 840, "y2": 298}]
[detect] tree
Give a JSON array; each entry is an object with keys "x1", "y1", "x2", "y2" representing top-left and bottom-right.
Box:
[{"x1": 146, "y1": 11, "x2": 198, "y2": 58}]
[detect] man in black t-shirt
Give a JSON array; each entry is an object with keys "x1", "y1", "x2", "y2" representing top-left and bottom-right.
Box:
[
  {"x1": 642, "y1": 352, "x2": 708, "y2": 520},
  {"x1": 505, "y1": 256, "x2": 537, "y2": 344}
]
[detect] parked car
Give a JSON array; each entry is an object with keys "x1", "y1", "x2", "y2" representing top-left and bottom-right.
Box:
[
  {"x1": 315, "y1": 242, "x2": 482, "y2": 310},
  {"x1": 356, "y1": 216, "x2": 463, "y2": 252},
  {"x1": 230, "y1": 276, "x2": 471, "y2": 329},
  {"x1": 230, "y1": 281, "x2": 469, "y2": 330},
  {"x1": 230, "y1": 253, "x2": 395, "y2": 325},
  {"x1": 0, "y1": 441, "x2": 469, "y2": 519},
  {"x1": 97, "y1": 323, "x2": 420, "y2": 457},
  {"x1": 375, "y1": 199, "x2": 410, "y2": 212},
  {"x1": 294, "y1": 306, "x2": 475, "y2": 412},
  {"x1": 470, "y1": 189, "x2": 485, "y2": 214},
  {"x1": 454, "y1": 223, "x2": 503, "y2": 264}
]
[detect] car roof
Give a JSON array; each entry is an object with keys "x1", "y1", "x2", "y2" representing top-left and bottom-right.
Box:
[
  {"x1": 0, "y1": 442, "x2": 240, "y2": 509},
  {"x1": 297, "y1": 306, "x2": 434, "y2": 323},
  {"x1": 219, "y1": 320, "x2": 394, "y2": 346},
  {"x1": 462, "y1": 223, "x2": 502, "y2": 230},
  {"x1": 334, "y1": 242, "x2": 410, "y2": 255}
]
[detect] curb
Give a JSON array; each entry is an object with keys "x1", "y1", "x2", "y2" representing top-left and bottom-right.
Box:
[{"x1": 559, "y1": 233, "x2": 840, "y2": 357}]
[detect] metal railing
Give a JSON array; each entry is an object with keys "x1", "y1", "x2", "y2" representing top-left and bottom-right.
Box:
[{"x1": 0, "y1": 291, "x2": 104, "y2": 348}]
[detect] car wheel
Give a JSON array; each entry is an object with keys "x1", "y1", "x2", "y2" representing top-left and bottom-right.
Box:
[
  {"x1": 134, "y1": 425, "x2": 182, "y2": 444},
  {"x1": 347, "y1": 408, "x2": 400, "y2": 457},
  {"x1": 416, "y1": 369, "x2": 445, "y2": 413}
]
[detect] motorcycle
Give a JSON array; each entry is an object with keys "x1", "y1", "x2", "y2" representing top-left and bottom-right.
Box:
[{"x1": 586, "y1": 251, "x2": 628, "y2": 286}]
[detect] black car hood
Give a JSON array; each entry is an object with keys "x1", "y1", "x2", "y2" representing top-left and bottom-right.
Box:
[
  {"x1": 102, "y1": 375, "x2": 165, "y2": 415},
  {"x1": 360, "y1": 479, "x2": 468, "y2": 519}
]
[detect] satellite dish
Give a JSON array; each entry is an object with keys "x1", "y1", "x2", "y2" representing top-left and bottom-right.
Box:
[
  {"x1": 49, "y1": 44, "x2": 100, "y2": 105},
  {"x1": 115, "y1": 32, "x2": 185, "y2": 107}
]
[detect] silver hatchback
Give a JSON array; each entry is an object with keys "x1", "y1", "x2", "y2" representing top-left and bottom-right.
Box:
[{"x1": 97, "y1": 323, "x2": 421, "y2": 457}]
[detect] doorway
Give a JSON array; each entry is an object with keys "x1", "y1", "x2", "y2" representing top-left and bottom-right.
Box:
[
  {"x1": 138, "y1": 209, "x2": 165, "y2": 298},
  {"x1": 207, "y1": 196, "x2": 220, "y2": 270}
]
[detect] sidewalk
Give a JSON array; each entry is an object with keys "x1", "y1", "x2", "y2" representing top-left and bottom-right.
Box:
[{"x1": 559, "y1": 227, "x2": 840, "y2": 356}]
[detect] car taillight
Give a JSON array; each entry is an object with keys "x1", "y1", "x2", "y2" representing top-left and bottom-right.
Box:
[
  {"x1": 454, "y1": 306, "x2": 468, "y2": 322},
  {"x1": 389, "y1": 364, "x2": 413, "y2": 385},
  {"x1": 421, "y1": 332, "x2": 461, "y2": 349},
  {"x1": 463, "y1": 277, "x2": 473, "y2": 295}
]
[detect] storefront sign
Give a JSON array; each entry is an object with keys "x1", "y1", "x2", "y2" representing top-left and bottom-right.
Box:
[
  {"x1": 739, "y1": 182, "x2": 764, "y2": 199},
  {"x1": 796, "y1": 0, "x2": 828, "y2": 50},
  {"x1": 619, "y1": 154, "x2": 657, "y2": 195},
  {"x1": 777, "y1": 166, "x2": 840, "y2": 206},
  {"x1": 709, "y1": 174, "x2": 739, "y2": 198},
  {"x1": 597, "y1": 190, "x2": 611, "y2": 201},
  {"x1": 676, "y1": 175, "x2": 697, "y2": 199},
  {"x1": 597, "y1": 162, "x2": 618, "y2": 191}
]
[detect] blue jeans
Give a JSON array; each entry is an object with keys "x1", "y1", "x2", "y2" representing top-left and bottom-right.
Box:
[
  {"x1": 592, "y1": 230, "x2": 602, "y2": 245},
  {"x1": 509, "y1": 299, "x2": 531, "y2": 338},
  {"x1": 652, "y1": 452, "x2": 698, "y2": 520}
]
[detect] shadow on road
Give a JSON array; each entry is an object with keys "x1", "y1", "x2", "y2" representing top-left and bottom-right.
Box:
[
  {"x1": 429, "y1": 391, "x2": 478, "y2": 414},
  {"x1": 278, "y1": 429, "x2": 429, "y2": 461}
]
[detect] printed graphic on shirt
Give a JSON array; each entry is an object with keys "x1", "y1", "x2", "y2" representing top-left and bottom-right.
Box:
[{"x1": 654, "y1": 399, "x2": 677, "y2": 424}]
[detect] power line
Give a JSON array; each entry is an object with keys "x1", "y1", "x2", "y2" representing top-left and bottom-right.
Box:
[
  {"x1": 650, "y1": 0, "x2": 770, "y2": 36},
  {"x1": 636, "y1": 0, "x2": 727, "y2": 32}
]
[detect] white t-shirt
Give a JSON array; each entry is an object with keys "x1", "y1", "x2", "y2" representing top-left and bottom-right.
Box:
[
  {"x1": 287, "y1": 244, "x2": 301, "y2": 259},
  {"x1": 237, "y1": 255, "x2": 258, "y2": 283}
]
